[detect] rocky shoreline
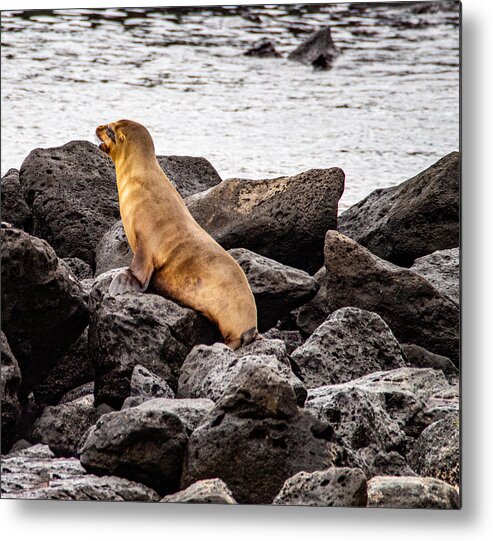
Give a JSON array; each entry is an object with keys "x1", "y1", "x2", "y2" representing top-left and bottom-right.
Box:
[{"x1": 1, "y1": 143, "x2": 459, "y2": 507}]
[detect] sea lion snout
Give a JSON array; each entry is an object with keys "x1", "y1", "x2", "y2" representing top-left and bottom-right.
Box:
[{"x1": 96, "y1": 124, "x2": 112, "y2": 154}]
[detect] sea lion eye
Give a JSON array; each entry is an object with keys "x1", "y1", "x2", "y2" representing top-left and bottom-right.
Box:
[{"x1": 106, "y1": 127, "x2": 116, "y2": 143}]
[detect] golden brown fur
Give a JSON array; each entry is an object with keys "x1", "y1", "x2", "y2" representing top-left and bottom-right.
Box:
[{"x1": 96, "y1": 119, "x2": 258, "y2": 349}]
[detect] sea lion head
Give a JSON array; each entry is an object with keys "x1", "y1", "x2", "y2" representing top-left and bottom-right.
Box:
[{"x1": 96, "y1": 119, "x2": 155, "y2": 163}]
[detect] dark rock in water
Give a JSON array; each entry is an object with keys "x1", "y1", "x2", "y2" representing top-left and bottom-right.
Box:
[
  {"x1": 401, "y1": 343, "x2": 458, "y2": 378},
  {"x1": 297, "y1": 231, "x2": 459, "y2": 364},
  {"x1": 410, "y1": 247, "x2": 459, "y2": 305},
  {"x1": 407, "y1": 413, "x2": 460, "y2": 487},
  {"x1": 338, "y1": 152, "x2": 460, "y2": 267},
  {"x1": 177, "y1": 341, "x2": 307, "y2": 407},
  {"x1": 263, "y1": 328, "x2": 305, "y2": 354},
  {"x1": 33, "y1": 328, "x2": 93, "y2": 406},
  {"x1": 129, "y1": 364, "x2": 175, "y2": 400},
  {"x1": 32, "y1": 394, "x2": 101, "y2": 457},
  {"x1": 62, "y1": 257, "x2": 93, "y2": 281},
  {"x1": 1, "y1": 227, "x2": 89, "y2": 399},
  {"x1": 156, "y1": 155, "x2": 222, "y2": 198},
  {"x1": 1, "y1": 444, "x2": 159, "y2": 501},
  {"x1": 244, "y1": 38, "x2": 282, "y2": 58},
  {"x1": 288, "y1": 26, "x2": 339, "y2": 70},
  {"x1": 79, "y1": 405, "x2": 188, "y2": 495},
  {"x1": 1, "y1": 331, "x2": 22, "y2": 453},
  {"x1": 89, "y1": 289, "x2": 216, "y2": 408},
  {"x1": 181, "y1": 364, "x2": 355, "y2": 504},
  {"x1": 367, "y1": 476, "x2": 460, "y2": 509},
  {"x1": 292, "y1": 307, "x2": 407, "y2": 388},
  {"x1": 229, "y1": 248, "x2": 319, "y2": 331},
  {"x1": 162, "y1": 478, "x2": 237, "y2": 504},
  {"x1": 187, "y1": 168, "x2": 345, "y2": 273},
  {"x1": 273, "y1": 467, "x2": 367, "y2": 507},
  {"x1": 1, "y1": 168, "x2": 32, "y2": 231},
  {"x1": 19, "y1": 141, "x2": 120, "y2": 267}
]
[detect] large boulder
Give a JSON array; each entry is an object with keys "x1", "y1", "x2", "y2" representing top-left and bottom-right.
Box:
[
  {"x1": 297, "y1": 231, "x2": 459, "y2": 364},
  {"x1": 1, "y1": 444, "x2": 158, "y2": 501},
  {"x1": 292, "y1": 307, "x2": 407, "y2": 388},
  {"x1": 1, "y1": 168, "x2": 32, "y2": 230},
  {"x1": 89, "y1": 289, "x2": 217, "y2": 408},
  {"x1": 410, "y1": 247, "x2": 459, "y2": 305},
  {"x1": 128, "y1": 364, "x2": 175, "y2": 401},
  {"x1": 338, "y1": 152, "x2": 460, "y2": 267},
  {"x1": 229, "y1": 248, "x2": 319, "y2": 331},
  {"x1": 1, "y1": 331, "x2": 22, "y2": 453},
  {"x1": 1, "y1": 227, "x2": 89, "y2": 398},
  {"x1": 162, "y1": 478, "x2": 237, "y2": 504},
  {"x1": 186, "y1": 168, "x2": 345, "y2": 273},
  {"x1": 273, "y1": 467, "x2": 367, "y2": 507},
  {"x1": 181, "y1": 364, "x2": 356, "y2": 504},
  {"x1": 401, "y1": 343, "x2": 458, "y2": 378},
  {"x1": 367, "y1": 476, "x2": 460, "y2": 509},
  {"x1": 288, "y1": 26, "x2": 339, "y2": 70},
  {"x1": 79, "y1": 404, "x2": 188, "y2": 495}
]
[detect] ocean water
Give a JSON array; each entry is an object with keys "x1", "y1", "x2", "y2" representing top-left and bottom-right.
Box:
[{"x1": 0, "y1": 2, "x2": 460, "y2": 209}]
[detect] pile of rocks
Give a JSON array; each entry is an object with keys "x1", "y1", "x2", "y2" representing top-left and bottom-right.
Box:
[{"x1": 1, "y1": 142, "x2": 460, "y2": 508}]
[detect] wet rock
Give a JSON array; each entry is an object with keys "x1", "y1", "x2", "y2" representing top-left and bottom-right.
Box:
[
  {"x1": 181, "y1": 364, "x2": 354, "y2": 504},
  {"x1": 1, "y1": 227, "x2": 89, "y2": 398},
  {"x1": 162, "y1": 478, "x2": 237, "y2": 504},
  {"x1": 1, "y1": 444, "x2": 158, "y2": 501},
  {"x1": 187, "y1": 168, "x2": 345, "y2": 273},
  {"x1": 1, "y1": 331, "x2": 22, "y2": 453},
  {"x1": 79, "y1": 406, "x2": 188, "y2": 495},
  {"x1": 297, "y1": 231, "x2": 459, "y2": 364},
  {"x1": 292, "y1": 307, "x2": 407, "y2": 388},
  {"x1": 288, "y1": 26, "x2": 339, "y2": 70},
  {"x1": 0, "y1": 168, "x2": 32, "y2": 231},
  {"x1": 401, "y1": 343, "x2": 458, "y2": 378},
  {"x1": 121, "y1": 397, "x2": 214, "y2": 434},
  {"x1": 338, "y1": 152, "x2": 460, "y2": 267},
  {"x1": 411, "y1": 247, "x2": 459, "y2": 304},
  {"x1": 367, "y1": 476, "x2": 460, "y2": 509},
  {"x1": 408, "y1": 413, "x2": 460, "y2": 487},
  {"x1": 156, "y1": 155, "x2": 222, "y2": 198},
  {"x1": 263, "y1": 328, "x2": 305, "y2": 354},
  {"x1": 33, "y1": 328, "x2": 93, "y2": 406},
  {"x1": 177, "y1": 341, "x2": 307, "y2": 406},
  {"x1": 273, "y1": 467, "x2": 367, "y2": 507},
  {"x1": 229, "y1": 248, "x2": 319, "y2": 331},
  {"x1": 19, "y1": 141, "x2": 120, "y2": 267},
  {"x1": 245, "y1": 38, "x2": 282, "y2": 58},
  {"x1": 32, "y1": 395, "x2": 101, "y2": 457},
  {"x1": 62, "y1": 257, "x2": 93, "y2": 280},
  {"x1": 129, "y1": 364, "x2": 175, "y2": 400}
]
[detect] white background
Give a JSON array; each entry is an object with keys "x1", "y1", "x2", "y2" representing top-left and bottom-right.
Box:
[{"x1": 1, "y1": 0, "x2": 490, "y2": 539}]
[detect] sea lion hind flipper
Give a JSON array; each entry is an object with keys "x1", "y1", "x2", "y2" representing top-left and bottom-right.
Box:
[{"x1": 108, "y1": 268, "x2": 145, "y2": 296}]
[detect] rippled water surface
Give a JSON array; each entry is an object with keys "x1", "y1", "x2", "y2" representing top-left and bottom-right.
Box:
[{"x1": 1, "y1": 2, "x2": 460, "y2": 208}]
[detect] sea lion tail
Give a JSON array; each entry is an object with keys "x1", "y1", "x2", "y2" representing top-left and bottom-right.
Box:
[{"x1": 240, "y1": 327, "x2": 261, "y2": 347}]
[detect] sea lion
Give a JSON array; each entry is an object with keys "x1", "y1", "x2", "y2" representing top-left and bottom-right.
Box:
[{"x1": 96, "y1": 119, "x2": 258, "y2": 350}]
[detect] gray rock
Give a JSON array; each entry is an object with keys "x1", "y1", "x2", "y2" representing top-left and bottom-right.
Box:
[
  {"x1": 177, "y1": 341, "x2": 307, "y2": 406},
  {"x1": 94, "y1": 222, "x2": 133, "y2": 276},
  {"x1": 1, "y1": 227, "x2": 89, "y2": 398},
  {"x1": 288, "y1": 26, "x2": 339, "y2": 70},
  {"x1": 162, "y1": 478, "x2": 237, "y2": 504},
  {"x1": 79, "y1": 406, "x2": 188, "y2": 495},
  {"x1": 122, "y1": 397, "x2": 214, "y2": 434},
  {"x1": 408, "y1": 413, "x2": 460, "y2": 487},
  {"x1": 187, "y1": 168, "x2": 345, "y2": 273},
  {"x1": 89, "y1": 291, "x2": 216, "y2": 408},
  {"x1": 292, "y1": 307, "x2": 407, "y2": 388},
  {"x1": 273, "y1": 467, "x2": 367, "y2": 507},
  {"x1": 367, "y1": 476, "x2": 460, "y2": 509},
  {"x1": 32, "y1": 395, "x2": 101, "y2": 457},
  {"x1": 369, "y1": 451, "x2": 417, "y2": 477},
  {"x1": 130, "y1": 364, "x2": 175, "y2": 400},
  {"x1": 59, "y1": 382, "x2": 95, "y2": 404},
  {"x1": 411, "y1": 247, "x2": 459, "y2": 304},
  {"x1": 62, "y1": 257, "x2": 93, "y2": 280},
  {"x1": 1, "y1": 444, "x2": 158, "y2": 501},
  {"x1": 33, "y1": 328, "x2": 93, "y2": 406},
  {"x1": 1, "y1": 331, "x2": 22, "y2": 453},
  {"x1": 1, "y1": 168, "x2": 32, "y2": 231},
  {"x1": 297, "y1": 231, "x2": 459, "y2": 365},
  {"x1": 181, "y1": 364, "x2": 355, "y2": 504},
  {"x1": 338, "y1": 152, "x2": 460, "y2": 267},
  {"x1": 401, "y1": 343, "x2": 458, "y2": 378},
  {"x1": 263, "y1": 328, "x2": 304, "y2": 354},
  {"x1": 244, "y1": 38, "x2": 282, "y2": 58},
  {"x1": 229, "y1": 248, "x2": 319, "y2": 331}
]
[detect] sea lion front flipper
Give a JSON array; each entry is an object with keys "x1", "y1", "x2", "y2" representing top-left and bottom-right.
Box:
[
  {"x1": 128, "y1": 243, "x2": 154, "y2": 291},
  {"x1": 108, "y1": 267, "x2": 144, "y2": 296}
]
